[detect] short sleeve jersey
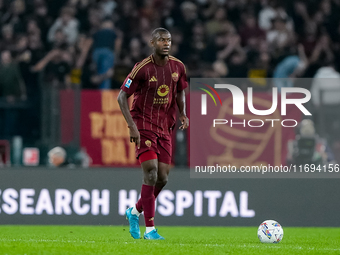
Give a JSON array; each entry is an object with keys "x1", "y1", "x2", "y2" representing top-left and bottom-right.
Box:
[{"x1": 121, "y1": 55, "x2": 188, "y2": 135}]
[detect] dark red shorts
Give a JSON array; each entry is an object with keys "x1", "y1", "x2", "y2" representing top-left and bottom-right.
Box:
[{"x1": 136, "y1": 130, "x2": 172, "y2": 164}]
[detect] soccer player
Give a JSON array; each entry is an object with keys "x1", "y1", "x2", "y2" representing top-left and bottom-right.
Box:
[{"x1": 117, "y1": 28, "x2": 189, "y2": 240}]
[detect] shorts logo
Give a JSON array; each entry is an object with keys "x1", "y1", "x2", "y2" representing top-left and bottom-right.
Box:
[
  {"x1": 172, "y1": 72, "x2": 179, "y2": 82},
  {"x1": 125, "y1": 78, "x2": 132, "y2": 88},
  {"x1": 145, "y1": 140, "x2": 152, "y2": 147},
  {"x1": 157, "y1": 85, "x2": 169, "y2": 97}
]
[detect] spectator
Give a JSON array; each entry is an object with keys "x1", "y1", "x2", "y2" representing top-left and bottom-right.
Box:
[
  {"x1": 1, "y1": 0, "x2": 340, "y2": 151},
  {"x1": 115, "y1": 0, "x2": 139, "y2": 42},
  {"x1": 0, "y1": 50, "x2": 26, "y2": 101},
  {"x1": 48, "y1": 7, "x2": 79, "y2": 45},
  {"x1": 225, "y1": 0, "x2": 243, "y2": 26},
  {"x1": 73, "y1": 147, "x2": 92, "y2": 167},
  {"x1": 14, "y1": 34, "x2": 42, "y2": 140},
  {"x1": 47, "y1": 0, "x2": 68, "y2": 20},
  {"x1": 273, "y1": 44, "x2": 309, "y2": 90},
  {"x1": 121, "y1": 37, "x2": 146, "y2": 69},
  {"x1": 91, "y1": 19, "x2": 121, "y2": 89},
  {"x1": 309, "y1": 33, "x2": 334, "y2": 65},
  {"x1": 88, "y1": 6, "x2": 103, "y2": 35},
  {"x1": 311, "y1": 60, "x2": 340, "y2": 107},
  {"x1": 199, "y1": 0, "x2": 219, "y2": 21},
  {"x1": 99, "y1": 0, "x2": 116, "y2": 18},
  {"x1": 138, "y1": 17, "x2": 153, "y2": 50},
  {"x1": 28, "y1": 34, "x2": 45, "y2": 65},
  {"x1": 2, "y1": 0, "x2": 26, "y2": 33},
  {"x1": 70, "y1": 33, "x2": 93, "y2": 85},
  {"x1": 247, "y1": 51, "x2": 272, "y2": 88},
  {"x1": 203, "y1": 32, "x2": 227, "y2": 63},
  {"x1": 259, "y1": 2, "x2": 292, "y2": 31},
  {"x1": 26, "y1": 19, "x2": 42, "y2": 43},
  {"x1": 266, "y1": 17, "x2": 294, "y2": 54},
  {"x1": 226, "y1": 51, "x2": 248, "y2": 78},
  {"x1": 0, "y1": 24, "x2": 16, "y2": 51},
  {"x1": 160, "y1": 0, "x2": 180, "y2": 30},
  {"x1": 239, "y1": 14, "x2": 266, "y2": 47},
  {"x1": 0, "y1": 50, "x2": 26, "y2": 138},
  {"x1": 48, "y1": 146, "x2": 70, "y2": 167},
  {"x1": 291, "y1": 1, "x2": 309, "y2": 37},
  {"x1": 73, "y1": 0, "x2": 92, "y2": 33},
  {"x1": 33, "y1": 2, "x2": 53, "y2": 44},
  {"x1": 50, "y1": 29, "x2": 67, "y2": 49},
  {"x1": 203, "y1": 59, "x2": 228, "y2": 78},
  {"x1": 188, "y1": 21, "x2": 207, "y2": 64},
  {"x1": 180, "y1": 1, "x2": 198, "y2": 42},
  {"x1": 32, "y1": 47, "x2": 72, "y2": 88},
  {"x1": 286, "y1": 119, "x2": 334, "y2": 165},
  {"x1": 205, "y1": 7, "x2": 228, "y2": 38},
  {"x1": 140, "y1": 0, "x2": 157, "y2": 22},
  {"x1": 258, "y1": 1, "x2": 278, "y2": 31},
  {"x1": 299, "y1": 22, "x2": 318, "y2": 58},
  {"x1": 15, "y1": 35, "x2": 31, "y2": 83},
  {"x1": 217, "y1": 33, "x2": 245, "y2": 63}
]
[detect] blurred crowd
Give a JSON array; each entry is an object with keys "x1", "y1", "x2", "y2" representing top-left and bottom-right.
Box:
[{"x1": 1, "y1": 0, "x2": 340, "y2": 140}]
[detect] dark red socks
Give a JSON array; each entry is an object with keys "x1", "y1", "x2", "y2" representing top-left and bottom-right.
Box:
[
  {"x1": 136, "y1": 185, "x2": 164, "y2": 213},
  {"x1": 140, "y1": 184, "x2": 155, "y2": 227}
]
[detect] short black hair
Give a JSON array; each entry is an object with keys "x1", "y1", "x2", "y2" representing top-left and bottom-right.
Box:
[{"x1": 151, "y1": 28, "x2": 170, "y2": 39}]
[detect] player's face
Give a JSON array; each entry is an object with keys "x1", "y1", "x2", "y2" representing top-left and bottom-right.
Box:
[{"x1": 153, "y1": 32, "x2": 171, "y2": 56}]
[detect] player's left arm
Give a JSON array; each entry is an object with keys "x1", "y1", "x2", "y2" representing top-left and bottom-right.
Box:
[
  {"x1": 177, "y1": 89, "x2": 189, "y2": 130},
  {"x1": 177, "y1": 63, "x2": 189, "y2": 130}
]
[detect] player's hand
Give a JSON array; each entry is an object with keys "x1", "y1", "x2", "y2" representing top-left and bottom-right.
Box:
[
  {"x1": 129, "y1": 125, "x2": 140, "y2": 149},
  {"x1": 179, "y1": 115, "x2": 189, "y2": 130}
]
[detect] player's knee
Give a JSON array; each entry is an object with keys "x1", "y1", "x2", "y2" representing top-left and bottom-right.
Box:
[
  {"x1": 143, "y1": 163, "x2": 158, "y2": 185},
  {"x1": 144, "y1": 168, "x2": 157, "y2": 185},
  {"x1": 157, "y1": 174, "x2": 168, "y2": 187}
]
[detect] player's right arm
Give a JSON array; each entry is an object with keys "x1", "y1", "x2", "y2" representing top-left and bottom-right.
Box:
[
  {"x1": 117, "y1": 63, "x2": 146, "y2": 149},
  {"x1": 117, "y1": 90, "x2": 140, "y2": 149}
]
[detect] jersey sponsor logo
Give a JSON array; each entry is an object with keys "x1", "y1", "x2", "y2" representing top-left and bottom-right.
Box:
[
  {"x1": 125, "y1": 78, "x2": 132, "y2": 88},
  {"x1": 157, "y1": 85, "x2": 169, "y2": 97},
  {"x1": 149, "y1": 76, "x2": 157, "y2": 82},
  {"x1": 172, "y1": 72, "x2": 179, "y2": 82},
  {"x1": 153, "y1": 98, "x2": 169, "y2": 104},
  {"x1": 145, "y1": 140, "x2": 152, "y2": 147}
]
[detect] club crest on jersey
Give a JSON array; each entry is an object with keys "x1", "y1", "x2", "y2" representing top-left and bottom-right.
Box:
[
  {"x1": 145, "y1": 140, "x2": 152, "y2": 147},
  {"x1": 157, "y1": 85, "x2": 169, "y2": 97},
  {"x1": 125, "y1": 78, "x2": 132, "y2": 88},
  {"x1": 172, "y1": 72, "x2": 179, "y2": 82}
]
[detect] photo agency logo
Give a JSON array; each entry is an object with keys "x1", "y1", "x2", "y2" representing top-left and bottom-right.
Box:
[{"x1": 199, "y1": 83, "x2": 312, "y2": 128}]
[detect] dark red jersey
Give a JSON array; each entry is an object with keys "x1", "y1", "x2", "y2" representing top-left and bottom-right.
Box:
[{"x1": 121, "y1": 55, "x2": 188, "y2": 135}]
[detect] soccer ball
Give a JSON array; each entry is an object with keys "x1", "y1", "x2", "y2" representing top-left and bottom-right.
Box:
[{"x1": 257, "y1": 220, "x2": 284, "y2": 243}]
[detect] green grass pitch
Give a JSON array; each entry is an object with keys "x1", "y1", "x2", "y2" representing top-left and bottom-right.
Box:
[{"x1": 0, "y1": 226, "x2": 339, "y2": 255}]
